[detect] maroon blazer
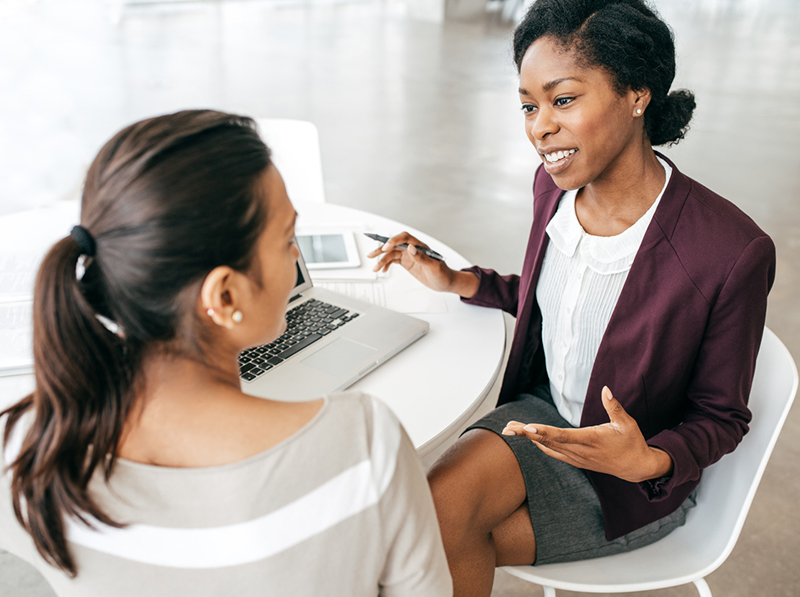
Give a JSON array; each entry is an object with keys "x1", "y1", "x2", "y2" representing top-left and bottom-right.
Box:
[{"x1": 463, "y1": 154, "x2": 776, "y2": 540}]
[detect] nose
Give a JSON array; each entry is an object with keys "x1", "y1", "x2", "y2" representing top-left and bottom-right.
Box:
[{"x1": 530, "y1": 105, "x2": 559, "y2": 141}]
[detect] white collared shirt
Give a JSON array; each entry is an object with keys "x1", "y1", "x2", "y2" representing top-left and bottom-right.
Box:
[{"x1": 535, "y1": 157, "x2": 672, "y2": 426}]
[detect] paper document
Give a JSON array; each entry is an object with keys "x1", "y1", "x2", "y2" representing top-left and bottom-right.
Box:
[
  {"x1": 0, "y1": 253, "x2": 40, "y2": 376},
  {"x1": 309, "y1": 227, "x2": 450, "y2": 314},
  {"x1": 317, "y1": 281, "x2": 388, "y2": 307},
  {"x1": 0, "y1": 301, "x2": 34, "y2": 375},
  {"x1": 0, "y1": 203, "x2": 79, "y2": 376},
  {"x1": 317, "y1": 277, "x2": 448, "y2": 315},
  {"x1": 308, "y1": 268, "x2": 378, "y2": 281},
  {"x1": 384, "y1": 282, "x2": 449, "y2": 314},
  {"x1": 0, "y1": 252, "x2": 40, "y2": 303}
]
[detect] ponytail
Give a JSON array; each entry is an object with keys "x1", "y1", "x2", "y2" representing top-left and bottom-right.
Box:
[
  {"x1": 2, "y1": 235, "x2": 135, "y2": 576},
  {"x1": 1, "y1": 109, "x2": 271, "y2": 577}
]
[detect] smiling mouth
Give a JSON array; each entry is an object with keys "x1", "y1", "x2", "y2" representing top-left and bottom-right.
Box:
[{"x1": 542, "y1": 148, "x2": 578, "y2": 164}]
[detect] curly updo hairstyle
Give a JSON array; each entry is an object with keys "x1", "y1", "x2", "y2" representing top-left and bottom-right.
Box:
[{"x1": 513, "y1": 0, "x2": 696, "y2": 146}]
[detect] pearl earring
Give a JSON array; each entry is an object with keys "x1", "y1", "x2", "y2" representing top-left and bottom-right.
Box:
[
  {"x1": 232, "y1": 310, "x2": 243, "y2": 323},
  {"x1": 206, "y1": 308, "x2": 215, "y2": 317},
  {"x1": 636, "y1": 109, "x2": 642, "y2": 114}
]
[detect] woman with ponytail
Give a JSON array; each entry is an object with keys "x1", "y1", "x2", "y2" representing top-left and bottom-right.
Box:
[
  {"x1": 368, "y1": 1, "x2": 775, "y2": 594},
  {"x1": 0, "y1": 110, "x2": 451, "y2": 596}
]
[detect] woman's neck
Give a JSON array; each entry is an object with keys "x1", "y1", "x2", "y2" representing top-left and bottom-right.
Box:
[
  {"x1": 116, "y1": 351, "x2": 322, "y2": 468},
  {"x1": 143, "y1": 350, "x2": 242, "y2": 397},
  {"x1": 575, "y1": 144, "x2": 666, "y2": 237}
]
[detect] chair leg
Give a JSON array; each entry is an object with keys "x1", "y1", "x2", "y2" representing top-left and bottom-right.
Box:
[
  {"x1": 693, "y1": 578, "x2": 712, "y2": 597},
  {"x1": 542, "y1": 586, "x2": 556, "y2": 597}
]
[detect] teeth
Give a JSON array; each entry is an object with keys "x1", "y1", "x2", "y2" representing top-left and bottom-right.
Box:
[{"x1": 544, "y1": 149, "x2": 576, "y2": 163}]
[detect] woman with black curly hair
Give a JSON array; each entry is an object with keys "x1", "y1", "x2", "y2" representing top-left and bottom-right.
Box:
[{"x1": 369, "y1": 0, "x2": 775, "y2": 594}]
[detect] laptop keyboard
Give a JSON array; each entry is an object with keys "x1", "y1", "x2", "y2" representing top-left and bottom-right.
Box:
[{"x1": 238, "y1": 298, "x2": 360, "y2": 382}]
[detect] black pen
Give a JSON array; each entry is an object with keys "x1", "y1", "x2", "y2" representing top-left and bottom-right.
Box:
[{"x1": 364, "y1": 233, "x2": 445, "y2": 262}]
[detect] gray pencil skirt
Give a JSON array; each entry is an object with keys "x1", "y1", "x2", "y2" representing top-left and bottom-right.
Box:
[{"x1": 465, "y1": 385, "x2": 697, "y2": 566}]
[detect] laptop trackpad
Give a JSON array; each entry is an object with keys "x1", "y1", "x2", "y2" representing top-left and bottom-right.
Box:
[{"x1": 301, "y1": 338, "x2": 378, "y2": 377}]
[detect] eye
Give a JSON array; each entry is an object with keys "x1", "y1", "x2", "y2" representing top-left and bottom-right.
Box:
[
  {"x1": 520, "y1": 103, "x2": 537, "y2": 114},
  {"x1": 554, "y1": 96, "x2": 574, "y2": 107}
]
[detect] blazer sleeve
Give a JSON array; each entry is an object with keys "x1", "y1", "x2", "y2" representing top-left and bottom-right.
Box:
[
  {"x1": 459, "y1": 267, "x2": 521, "y2": 316},
  {"x1": 458, "y1": 163, "x2": 556, "y2": 317},
  {"x1": 642, "y1": 234, "x2": 776, "y2": 500}
]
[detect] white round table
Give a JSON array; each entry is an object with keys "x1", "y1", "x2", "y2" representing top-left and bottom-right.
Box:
[{"x1": 0, "y1": 201, "x2": 506, "y2": 458}]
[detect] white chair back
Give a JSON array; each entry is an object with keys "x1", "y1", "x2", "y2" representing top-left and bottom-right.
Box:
[
  {"x1": 501, "y1": 326, "x2": 798, "y2": 595},
  {"x1": 687, "y1": 326, "x2": 798, "y2": 575},
  {"x1": 255, "y1": 118, "x2": 326, "y2": 204}
]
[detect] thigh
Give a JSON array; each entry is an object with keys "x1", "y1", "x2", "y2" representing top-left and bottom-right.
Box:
[{"x1": 427, "y1": 428, "x2": 529, "y2": 535}]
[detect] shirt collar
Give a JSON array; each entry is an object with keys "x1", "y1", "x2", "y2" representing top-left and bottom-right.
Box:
[{"x1": 545, "y1": 157, "x2": 673, "y2": 275}]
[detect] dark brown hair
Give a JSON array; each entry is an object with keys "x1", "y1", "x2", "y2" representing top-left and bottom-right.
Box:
[{"x1": 1, "y1": 110, "x2": 272, "y2": 576}]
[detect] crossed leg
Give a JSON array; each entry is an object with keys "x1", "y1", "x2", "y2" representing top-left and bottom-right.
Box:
[{"x1": 427, "y1": 428, "x2": 536, "y2": 597}]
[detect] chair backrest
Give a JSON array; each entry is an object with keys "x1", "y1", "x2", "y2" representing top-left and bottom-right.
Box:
[
  {"x1": 255, "y1": 118, "x2": 326, "y2": 204},
  {"x1": 684, "y1": 326, "x2": 798, "y2": 576},
  {"x1": 501, "y1": 327, "x2": 798, "y2": 592}
]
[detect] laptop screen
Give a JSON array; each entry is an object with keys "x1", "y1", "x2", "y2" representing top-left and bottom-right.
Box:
[{"x1": 290, "y1": 238, "x2": 314, "y2": 299}]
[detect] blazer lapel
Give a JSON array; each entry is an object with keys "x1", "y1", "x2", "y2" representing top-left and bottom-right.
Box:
[{"x1": 580, "y1": 154, "x2": 693, "y2": 426}]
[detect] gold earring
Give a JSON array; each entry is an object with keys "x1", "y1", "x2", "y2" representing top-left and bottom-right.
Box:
[{"x1": 232, "y1": 310, "x2": 243, "y2": 323}]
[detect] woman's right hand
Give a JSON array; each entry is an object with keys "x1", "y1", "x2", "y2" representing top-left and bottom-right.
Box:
[{"x1": 367, "y1": 232, "x2": 479, "y2": 298}]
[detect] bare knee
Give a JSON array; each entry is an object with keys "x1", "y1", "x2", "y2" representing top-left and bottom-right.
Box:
[
  {"x1": 427, "y1": 429, "x2": 528, "y2": 536},
  {"x1": 427, "y1": 429, "x2": 502, "y2": 509}
]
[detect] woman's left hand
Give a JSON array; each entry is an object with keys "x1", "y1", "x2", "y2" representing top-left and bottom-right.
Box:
[{"x1": 502, "y1": 387, "x2": 673, "y2": 483}]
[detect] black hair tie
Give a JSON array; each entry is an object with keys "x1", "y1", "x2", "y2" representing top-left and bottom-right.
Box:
[{"x1": 71, "y1": 225, "x2": 96, "y2": 257}]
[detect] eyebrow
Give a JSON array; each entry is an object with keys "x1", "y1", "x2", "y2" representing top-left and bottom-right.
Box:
[{"x1": 519, "y1": 76, "x2": 583, "y2": 96}]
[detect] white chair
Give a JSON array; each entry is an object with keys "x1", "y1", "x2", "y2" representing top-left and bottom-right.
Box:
[
  {"x1": 255, "y1": 118, "x2": 326, "y2": 204},
  {"x1": 501, "y1": 326, "x2": 798, "y2": 597}
]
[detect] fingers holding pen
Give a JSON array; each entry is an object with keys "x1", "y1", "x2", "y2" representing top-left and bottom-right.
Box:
[
  {"x1": 366, "y1": 231, "x2": 459, "y2": 293},
  {"x1": 366, "y1": 243, "x2": 390, "y2": 260},
  {"x1": 367, "y1": 232, "x2": 428, "y2": 256},
  {"x1": 368, "y1": 232, "x2": 432, "y2": 272},
  {"x1": 371, "y1": 249, "x2": 404, "y2": 273}
]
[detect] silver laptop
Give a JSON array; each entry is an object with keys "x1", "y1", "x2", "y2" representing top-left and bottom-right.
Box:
[{"x1": 238, "y1": 243, "x2": 429, "y2": 401}]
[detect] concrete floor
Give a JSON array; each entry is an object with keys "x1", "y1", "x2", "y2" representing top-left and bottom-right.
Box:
[{"x1": 0, "y1": 0, "x2": 799, "y2": 594}]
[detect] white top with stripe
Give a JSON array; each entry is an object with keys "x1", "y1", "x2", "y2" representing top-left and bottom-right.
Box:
[
  {"x1": 0, "y1": 392, "x2": 452, "y2": 597},
  {"x1": 536, "y1": 157, "x2": 672, "y2": 426}
]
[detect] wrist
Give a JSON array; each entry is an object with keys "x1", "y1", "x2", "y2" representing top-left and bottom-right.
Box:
[
  {"x1": 449, "y1": 270, "x2": 479, "y2": 298},
  {"x1": 645, "y1": 447, "x2": 673, "y2": 481}
]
